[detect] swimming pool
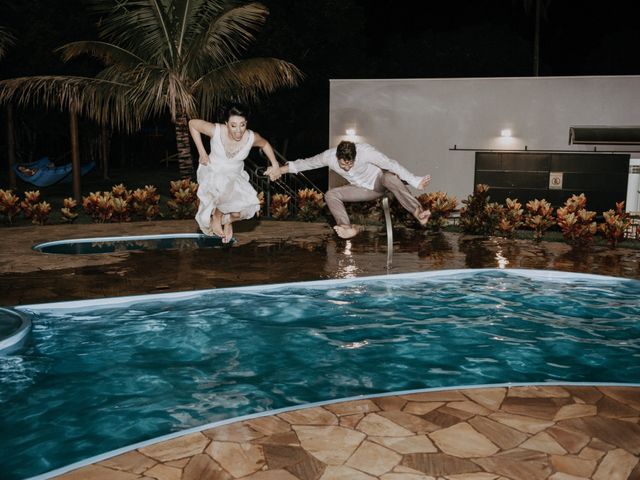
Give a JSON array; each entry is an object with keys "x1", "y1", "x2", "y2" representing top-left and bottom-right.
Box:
[
  {"x1": 2, "y1": 269, "x2": 640, "y2": 479},
  {"x1": 33, "y1": 233, "x2": 231, "y2": 254}
]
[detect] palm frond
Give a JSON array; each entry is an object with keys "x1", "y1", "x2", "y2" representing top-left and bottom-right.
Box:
[
  {"x1": 58, "y1": 41, "x2": 146, "y2": 69},
  {"x1": 0, "y1": 26, "x2": 16, "y2": 59},
  {"x1": 194, "y1": 57, "x2": 303, "y2": 118},
  {"x1": 185, "y1": 3, "x2": 268, "y2": 74},
  {"x1": 0, "y1": 76, "x2": 143, "y2": 131}
]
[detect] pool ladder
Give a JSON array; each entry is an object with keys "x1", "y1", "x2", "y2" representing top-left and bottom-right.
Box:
[{"x1": 382, "y1": 196, "x2": 393, "y2": 270}]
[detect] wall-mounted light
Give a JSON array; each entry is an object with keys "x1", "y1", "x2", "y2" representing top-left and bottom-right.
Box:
[
  {"x1": 500, "y1": 129, "x2": 512, "y2": 138},
  {"x1": 345, "y1": 128, "x2": 356, "y2": 136}
]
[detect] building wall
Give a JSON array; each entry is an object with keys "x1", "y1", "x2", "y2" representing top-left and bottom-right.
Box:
[{"x1": 328, "y1": 76, "x2": 640, "y2": 209}]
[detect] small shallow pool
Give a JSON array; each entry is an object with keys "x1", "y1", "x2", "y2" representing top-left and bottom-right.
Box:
[
  {"x1": 2, "y1": 269, "x2": 640, "y2": 479},
  {"x1": 33, "y1": 233, "x2": 230, "y2": 254}
]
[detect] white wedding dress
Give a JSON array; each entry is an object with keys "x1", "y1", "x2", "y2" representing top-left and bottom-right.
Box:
[{"x1": 195, "y1": 124, "x2": 260, "y2": 236}]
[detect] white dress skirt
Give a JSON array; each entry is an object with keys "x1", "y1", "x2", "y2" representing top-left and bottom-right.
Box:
[{"x1": 195, "y1": 124, "x2": 260, "y2": 236}]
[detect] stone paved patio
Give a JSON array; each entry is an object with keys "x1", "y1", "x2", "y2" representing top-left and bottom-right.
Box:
[{"x1": 55, "y1": 385, "x2": 640, "y2": 480}]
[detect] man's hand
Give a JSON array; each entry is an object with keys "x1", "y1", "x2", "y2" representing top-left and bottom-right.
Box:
[
  {"x1": 265, "y1": 166, "x2": 282, "y2": 181},
  {"x1": 418, "y1": 174, "x2": 431, "y2": 190}
]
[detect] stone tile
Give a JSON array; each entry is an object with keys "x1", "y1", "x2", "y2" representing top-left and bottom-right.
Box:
[
  {"x1": 380, "y1": 473, "x2": 437, "y2": 480},
  {"x1": 588, "y1": 437, "x2": 616, "y2": 451},
  {"x1": 548, "y1": 473, "x2": 589, "y2": 480},
  {"x1": 564, "y1": 386, "x2": 603, "y2": 404},
  {"x1": 629, "y1": 462, "x2": 640, "y2": 480},
  {"x1": 374, "y1": 395, "x2": 408, "y2": 411},
  {"x1": 241, "y1": 470, "x2": 301, "y2": 480},
  {"x1": 293, "y1": 425, "x2": 366, "y2": 465},
  {"x1": 488, "y1": 412, "x2": 555, "y2": 434},
  {"x1": 369, "y1": 435, "x2": 438, "y2": 454},
  {"x1": 445, "y1": 401, "x2": 493, "y2": 416},
  {"x1": 553, "y1": 403, "x2": 597, "y2": 421},
  {"x1": 263, "y1": 444, "x2": 308, "y2": 469},
  {"x1": 460, "y1": 388, "x2": 506, "y2": 411},
  {"x1": 546, "y1": 425, "x2": 591, "y2": 454},
  {"x1": 393, "y1": 464, "x2": 432, "y2": 475},
  {"x1": 401, "y1": 391, "x2": 467, "y2": 402},
  {"x1": 401, "y1": 452, "x2": 482, "y2": 476},
  {"x1": 560, "y1": 416, "x2": 640, "y2": 454},
  {"x1": 165, "y1": 459, "x2": 189, "y2": 468},
  {"x1": 446, "y1": 474, "x2": 500, "y2": 480},
  {"x1": 356, "y1": 412, "x2": 415, "y2": 436},
  {"x1": 468, "y1": 416, "x2": 528, "y2": 450},
  {"x1": 577, "y1": 446, "x2": 605, "y2": 461},
  {"x1": 379, "y1": 410, "x2": 441, "y2": 434},
  {"x1": 403, "y1": 401, "x2": 445, "y2": 416},
  {"x1": 278, "y1": 407, "x2": 339, "y2": 426},
  {"x1": 99, "y1": 450, "x2": 157, "y2": 474},
  {"x1": 319, "y1": 465, "x2": 377, "y2": 479},
  {"x1": 520, "y1": 431, "x2": 567, "y2": 455},
  {"x1": 246, "y1": 416, "x2": 292, "y2": 436},
  {"x1": 251, "y1": 430, "x2": 300, "y2": 446},
  {"x1": 501, "y1": 397, "x2": 560, "y2": 420},
  {"x1": 593, "y1": 448, "x2": 639, "y2": 480},
  {"x1": 506, "y1": 385, "x2": 570, "y2": 398},
  {"x1": 600, "y1": 386, "x2": 640, "y2": 410},
  {"x1": 144, "y1": 463, "x2": 182, "y2": 480},
  {"x1": 182, "y1": 454, "x2": 230, "y2": 480},
  {"x1": 346, "y1": 440, "x2": 402, "y2": 476},
  {"x1": 422, "y1": 409, "x2": 467, "y2": 429},
  {"x1": 429, "y1": 423, "x2": 499, "y2": 458},
  {"x1": 596, "y1": 395, "x2": 640, "y2": 418},
  {"x1": 206, "y1": 441, "x2": 265, "y2": 477},
  {"x1": 324, "y1": 399, "x2": 379, "y2": 416},
  {"x1": 436, "y1": 405, "x2": 475, "y2": 420},
  {"x1": 550, "y1": 454, "x2": 596, "y2": 478},
  {"x1": 339, "y1": 413, "x2": 364, "y2": 429},
  {"x1": 285, "y1": 449, "x2": 327, "y2": 480},
  {"x1": 55, "y1": 465, "x2": 141, "y2": 480},
  {"x1": 138, "y1": 432, "x2": 210, "y2": 462},
  {"x1": 203, "y1": 422, "x2": 264, "y2": 442},
  {"x1": 472, "y1": 448, "x2": 552, "y2": 480}
]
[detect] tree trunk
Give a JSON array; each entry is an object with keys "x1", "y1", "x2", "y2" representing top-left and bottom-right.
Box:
[
  {"x1": 533, "y1": 0, "x2": 541, "y2": 76},
  {"x1": 175, "y1": 110, "x2": 193, "y2": 178},
  {"x1": 100, "y1": 124, "x2": 110, "y2": 179},
  {"x1": 6, "y1": 104, "x2": 16, "y2": 188},
  {"x1": 70, "y1": 110, "x2": 81, "y2": 203}
]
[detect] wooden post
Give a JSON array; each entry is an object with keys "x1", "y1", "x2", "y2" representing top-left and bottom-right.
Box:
[
  {"x1": 6, "y1": 104, "x2": 16, "y2": 188},
  {"x1": 70, "y1": 110, "x2": 81, "y2": 203}
]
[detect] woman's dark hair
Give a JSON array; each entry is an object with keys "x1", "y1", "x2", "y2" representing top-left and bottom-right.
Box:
[
  {"x1": 220, "y1": 103, "x2": 250, "y2": 121},
  {"x1": 336, "y1": 141, "x2": 356, "y2": 162}
]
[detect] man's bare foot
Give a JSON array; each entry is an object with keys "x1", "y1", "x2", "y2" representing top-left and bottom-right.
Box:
[
  {"x1": 414, "y1": 207, "x2": 431, "y2": 227},
  {"x1": 333, "y1": 224, "x2": 359, "y2": 239},
  {"x1": 222, "y1": 222, "x2": 233, "y2": 243}
]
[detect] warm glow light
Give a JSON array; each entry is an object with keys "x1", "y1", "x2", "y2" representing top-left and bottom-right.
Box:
[
  {"x1": 501, "y1": 129, "x2": 512, "y2": 137},
  {"x1": 345, "y1": 128, "x2": 356, "y2": 136}
]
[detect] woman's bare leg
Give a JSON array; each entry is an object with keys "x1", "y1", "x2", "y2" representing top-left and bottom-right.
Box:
[{"x1": 222, "y1": 212, "x2": 241, "y2": 243}]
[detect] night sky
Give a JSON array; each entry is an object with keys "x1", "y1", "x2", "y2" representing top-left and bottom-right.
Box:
[{"x1": 1, "y1": 0, "x2": 640, "y2": 164}]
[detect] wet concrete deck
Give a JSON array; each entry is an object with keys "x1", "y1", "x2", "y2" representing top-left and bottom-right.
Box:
[{"x1": 1, "y1": 220, "x2": 639, "y2": 479}]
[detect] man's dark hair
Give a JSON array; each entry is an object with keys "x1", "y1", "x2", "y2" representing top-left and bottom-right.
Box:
[{"x1": 336, "y1": 141, "x2": 356, "y2": 162}]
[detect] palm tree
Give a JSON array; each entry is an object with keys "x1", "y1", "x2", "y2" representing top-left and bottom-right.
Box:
[
  {"x1": 0, "y1": 0, "x2": 302, "y2": 178},
  {"x1": 0, "y1": 26, "x2": 15, "y2": 59}
]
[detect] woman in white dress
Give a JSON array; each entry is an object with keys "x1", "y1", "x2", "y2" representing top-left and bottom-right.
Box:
[{"x1": 189, "y1": 105, "x2": 281, "y2": 242}]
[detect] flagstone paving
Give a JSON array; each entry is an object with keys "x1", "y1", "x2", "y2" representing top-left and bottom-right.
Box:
[{"x1": 54, "y1": 385, "x2": 640, "y2": 480}]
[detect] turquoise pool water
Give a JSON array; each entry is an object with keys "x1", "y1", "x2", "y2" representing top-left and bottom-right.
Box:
[{"x1": 2, "y1": 269, "x2": 640, "y2": 479}]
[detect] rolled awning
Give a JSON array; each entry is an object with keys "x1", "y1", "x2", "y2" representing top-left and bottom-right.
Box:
[{"x1": 569, "y1": 126, "x2": 640, "y2": 145}]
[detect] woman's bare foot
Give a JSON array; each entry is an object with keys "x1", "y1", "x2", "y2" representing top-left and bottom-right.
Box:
[
  {"x1": 333, "y1": 224, "x2": 359, "y2": 239},
  {"x1": 222, "y1": 222, "x2": 233, "y2": 243},
  {"x1": 414, "y1": 207, "x2": 431, "y2": 227},
  {"x1": 209, "y1": 210, "x2": 224, "y2": 237}
]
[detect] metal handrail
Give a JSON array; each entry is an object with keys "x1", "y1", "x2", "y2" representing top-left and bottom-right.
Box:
[{"x1": 382, "y1": 196, "x2": 393, "y2": 269}]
